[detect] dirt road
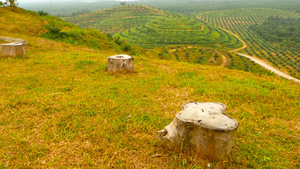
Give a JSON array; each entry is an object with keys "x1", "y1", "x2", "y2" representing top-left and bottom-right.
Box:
[
  {"x1": 217, "y1": 28, "x2": 248, "y2": 53},
  {"x1": 219, "y1": 28, "x2": 300, "y2": 83},
  {"x1": 237, "y1": 53, "x2": 300, "y2": 83}
]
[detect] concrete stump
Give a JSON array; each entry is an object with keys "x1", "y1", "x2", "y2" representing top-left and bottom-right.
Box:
[
  {"x1": 0, "y1": 37, "x2": 27, "y2": 44},
  {"x1": 107, "y1": 54, "x2": 134, "y2": 74},
  {"x1": 158, "y1": 102, "x2": 239, "y2": 161},
  {"x1": 1, "y1": 42, "x2": 25, "y2": 58}
]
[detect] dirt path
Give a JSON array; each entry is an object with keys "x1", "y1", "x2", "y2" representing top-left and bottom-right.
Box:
[
  {"x1": 217, "y1": 27, "x2": 247, "y2": 53},
  {"x1": 221, "y1": 55, "x2": 229, "y2": 67},
  {"x1": 214, "y1": 27, "x2": 247, "y2": 67},
  {"x1": 219, "y1": 28, "x2": 300, "y2": 83},
  {"x1": 196, "y1": 17, "x2": 299, "y2": 82},
  {"x1": 237, "y1": 53, "x2": 300, "y2": 83},
  {"x1": 214, "y1": 50, "x2": 228, "y2": 67}
]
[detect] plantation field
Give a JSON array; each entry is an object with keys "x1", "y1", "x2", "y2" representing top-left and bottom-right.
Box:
[
  {"x1": 149, "y1": 45, "x2": 269, "y2": 75},
  {"x1": 197, "y1": 8, "x2": 300, "y2": 79},
  {"x1": 62, "y1": 5, "x2": 167, "y2": 34},
  {"x1": 114, "y1": 13, "x2": 242, "y2": 50},
  {"x1": 61, "y1": 5, "x2": 270, "y2": 75},
  {"x1": 1, "y1": 6, "x2": 300, "y2": 168},
  {"x1": 63, "y1": 5, "x2": 242, "y2": 50}
]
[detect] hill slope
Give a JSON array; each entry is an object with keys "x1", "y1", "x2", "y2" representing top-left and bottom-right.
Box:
[
  {"x1": 63, "y1": 5, "x2": 243, "y2": 49},
  {"x1": 62, "y1": 5, "x2": 167, "y2": 34},
  {"x1": 0, "y1": 7, "x2": 299, "y2": 168},
  {"x1": 0, "y1": 6, "x2": 129, "y2": 53},
  {"x1": 61, "y1": 5, "x2": 266, "y2": 74}
]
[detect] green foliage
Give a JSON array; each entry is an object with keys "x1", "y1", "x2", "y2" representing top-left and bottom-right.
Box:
[
  {"x1": 250, "y1": 16, "x2": 300, "y2": 49},
  {"x1": 6, "y1": 0, "x2": 17, "y2": 7},
  {"x1": 41, "y1": 16, "x2": 122, "y2": 51},
  {"x1": 62, "y1": 5, "x2": 167, "y2": 34},
  {"x1": 122, "y1": 44, "x2": 132, "y2": 52},
  {"x1": 113, "y1": 11, "x2": 242, "y2": 49},
  {"x1": 37, "y1": 10, "x2": 48, "y2": 16},
  {"x1": 0, "y1": 1, "x2": 8, "y2": 7},
  {"x1": 44, "y1": 21, "x2": 68, "y2": 39},
  {"x1": 120, "y1": 2, "x2": 126, "y2": 6},
  {"x1": 199, "y1": 7, "x2": 300, "y2": 79}
]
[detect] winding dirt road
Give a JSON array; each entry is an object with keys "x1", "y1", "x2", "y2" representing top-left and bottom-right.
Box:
[
  {"x1": 218, "y1": 28, "x2": 248, "y2": 53},
  {"x1": 237, "y1": 53, "x2": 300, "y2": 83},
  {"x1": 219, "y1": 28, "x2": 300, "y2": 83}
]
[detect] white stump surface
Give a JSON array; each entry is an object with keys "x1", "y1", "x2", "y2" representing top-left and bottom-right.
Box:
[
  {"x1": 158, "y1": 102, "x2": 239, "y2": 161},
  {"x1": 1, "y1": 42, "x2": 25, "y2": 58},
  {"x1": 0, "y1": 37, "x2": 27, "y2": 44},
  {"x1": 107, "y1": 54, "x2": 134, "y2": 74}
]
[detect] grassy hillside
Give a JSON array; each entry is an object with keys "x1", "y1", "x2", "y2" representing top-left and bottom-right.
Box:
[
  {"x1": 0, "y1": 7, "x2": 300, "y2": 168},
  {"x1": 0, "y1": 6, "x2": 140, "y2": 54}
]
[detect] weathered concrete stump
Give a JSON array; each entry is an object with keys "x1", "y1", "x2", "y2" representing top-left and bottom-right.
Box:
[
  {"x1": 0, "y1": 37, "x2": 27, "y2": 44},
  {"x1": 1, "y1": 42, "x2": 25, "y2": 58},
  {"x1": 158, "y1": 102, "x2": 239, "y2": 161},
  {"x1": 107, "y1": 54, "x2": 134, "y2": 74}
]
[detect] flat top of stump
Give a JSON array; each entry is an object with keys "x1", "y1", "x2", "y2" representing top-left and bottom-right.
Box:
[
  {"x1": 108, "y1": 54, "x2": 133, "y2": 60},
  {"x1": 1, "y1": 42, "x2": 24, "y2": 46},
  {"x1": 176, "y1": 102, "x2": 238, "y2": 131}
]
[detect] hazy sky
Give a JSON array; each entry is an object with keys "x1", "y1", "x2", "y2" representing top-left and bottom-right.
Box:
[
  {"x1": 19, "y1": 0, "x2": 55, "y2": 2},
  {"x1": 18, "y1": 0, "x2": 60, "y2": 3},
  {"x1": 18, "y1": 0, "x2": 100, "y2": 3},
  {"x1": 18, "y1": 0, "x2": 136, "y2": 3}
]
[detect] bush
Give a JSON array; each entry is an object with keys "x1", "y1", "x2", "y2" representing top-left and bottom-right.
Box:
[
  {"x1": 38, "y1": 10, "x2": 49, "y2": 16},
  {"x1": 122, "y1": 44, "x2": 132, "y2": 52},
  {"x1": 44, "y1": 21, "x2": 68, "y2": 39}
]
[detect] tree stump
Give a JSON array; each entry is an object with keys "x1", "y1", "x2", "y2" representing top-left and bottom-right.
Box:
[
  {"x1": 107, "y1": 54, "x2": 134, "y2": 74},
  {"x1": 1, "y1": 42, "x2": 25, "y2": 58},
  {"x1": 0, "y1": 37, "x2": 27, "y2": 44},
  {"x1": 158, "y1": 102, "x2": 239, "y2": 161}
]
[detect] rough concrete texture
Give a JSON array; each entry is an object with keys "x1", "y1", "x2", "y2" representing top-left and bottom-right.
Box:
[
  {"x1": 107, "y1": 54, "x2": 134, "y2": 74},
  {"x1": 0, "y1": 37, "x2": 27, "y2": 44},
  {"x1": 1, "y1": 42, "x2": 25, "y2": 57},
  {"x1": 158, "y1": 102, "x2": 239, "y2": 161},
  {"x1": 177, "y1": 102, "x2": 238, "y2": 130}
]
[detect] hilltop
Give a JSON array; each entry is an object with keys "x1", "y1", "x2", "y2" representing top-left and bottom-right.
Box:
[
  {"x1": 62, "y1": 5, "x2": 243, "y2": 49},
  {"x1": 0, "y1": 7, "x2": 299, "y2": 168}
]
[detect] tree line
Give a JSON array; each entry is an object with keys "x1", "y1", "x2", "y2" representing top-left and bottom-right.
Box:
[{"x1": 250, "y1": 16, "x2": 300, "y2": 49}]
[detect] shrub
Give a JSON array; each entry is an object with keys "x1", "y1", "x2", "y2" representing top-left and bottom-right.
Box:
[
  {"x1": 44, "y1": 21, "x2": 68, "y2": 39},
  {"x1": 38, "y1": 10, "x2": 49, "y2": 16},
  {"x1": 122, "y1": 44, "x2": 132, "y2": 52}
]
